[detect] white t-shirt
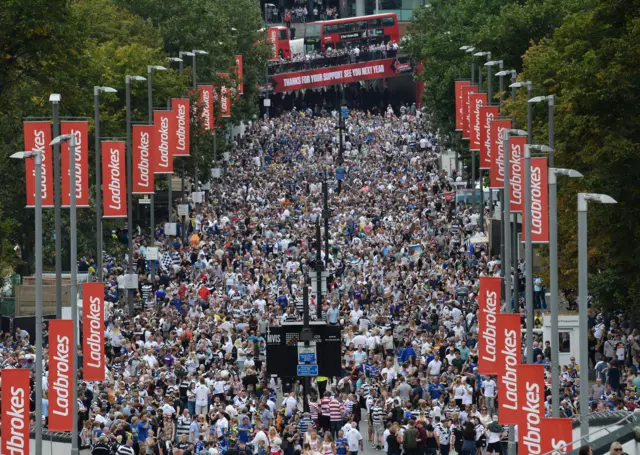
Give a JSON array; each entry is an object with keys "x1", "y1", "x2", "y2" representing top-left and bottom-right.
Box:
[
  {"x1": 195, "y1": 384, "x2": 209, "y2": 406},
  {"x1": 482, "y1": 379, "x2": 496, "y2": 397},
  {"x1": 346, "y1": 428, "x2": 363, "y2": 451},
  {"x1": 427, "y1": 359, "x2": 442, "y2": 376}
]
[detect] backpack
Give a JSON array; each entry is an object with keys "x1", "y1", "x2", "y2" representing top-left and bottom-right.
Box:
[{"x1": 403, "y1": 427, "x2": 418, "y2": 450}]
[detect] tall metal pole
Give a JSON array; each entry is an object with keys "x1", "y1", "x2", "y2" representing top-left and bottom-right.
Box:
[
  {"x1": 548, "y1": 96, "x2": 555, "y2": 168},
  {"x1": 577, "y1": 195, "x2": 589, "y2": 443},
  {"x1": 549, "y1": 169, "x2": 560, "y2": 417},
  {"x1": 524, "y1": 145, "x2": 533, "y2": 363},
  {"x1": 323, "y1": 179, "x2": 330, "y2": 260},
  {"x1": 471, "y1": 61, "x2": 475, "y2": 86},
  {"x1": 487, "y1": 63, "x2": 493, "y2": 105},
  {"x1": 69, "y1": 134, "x2": 79, "y2": 455},
  {"x1": 94, "y1": 88, "x2": 103, "y2": 281},
  {"x1": 503, "y1": 132, "x2": 512, "y2": 312},
  {"x1": 126, "y1": 76, "x2": 135, "y2": 314},
  {"x1": 167, "y1": 98, "x2": 173, "y2": 224},
  {"x1": 192, "y1": 53, "x2": 201, "y2": 214},
  {"x1": 34, "y1": 150, "x2": 43, "y2": 455},
  {"x1": 527, "y1": 84, "x2": 533, "y2": 145},
  {"x1": 52, "y1": 98, "x2": 62, "y2": 319},
  {"x1": 315, "y1": 219, "x2": 323, "y2": 320},
  {"x1": 147, "y1": 67, "x2": 156, "y2": 279},
  {"x1": 302, "y1": 285, "x2": 311, "y2": 412},
  {"x1": 478, "y1": 64, "x2": 483, "y2": 93}
]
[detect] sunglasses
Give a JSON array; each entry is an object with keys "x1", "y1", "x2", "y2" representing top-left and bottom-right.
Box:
[{"x1": 614, "y1": 450, "x2": 622, "y2": 453}]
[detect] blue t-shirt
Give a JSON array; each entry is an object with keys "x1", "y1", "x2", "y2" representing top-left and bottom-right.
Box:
[
  {"x1": 137, "y1": 421, "x2": 149, "y2": 442},
  {"x1": 237, "y1": 424, "x2": 250, "y2": 443},
  {"x1": 336, "y1": 437, "x2": 348, "y2": 455}
]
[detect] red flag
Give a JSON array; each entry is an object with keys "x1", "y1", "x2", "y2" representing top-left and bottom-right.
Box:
[
  {"x1": 540, "y1": 418, "x2": 573, "y2": 455},
  {"x1": 132, "y1": 125, "x2": 155, "y2": 194},
  {"x1": 22, "y1": 121, "x2": 53, "y2": 208},
  {"x1": 234, "y1": 55, "x2": 244, "y2": 95},
  {"x1": 489, "y1": 119, "x2": 512, "y2": 189},
  {"x1": 480, "y1": 106, "x2": 499, "y2": 169},
  {"x1": 83, "y1": 282, "x2": 105, "y2": 381},
  {"x1": 172, "y1": 98, "x2": 190, "y2": 157},
  {"x1": 49, "y1": 319, "x2": 74, "y2": 431},
  {"x1": 2, "y1": 368, "x2": 30, "y2": 455},
  {"x1": 60, "y1": 121, "x2": 89, "y2": 207},
  {"x1": 517, "y1": 364, "x2": 546, "y2": 455},
  {"x1": 497, "y1": 314, "x2": 522, "y2": 425},
  {"x1": 455, "y1": 81, "x2": 471, "y2": 131},
  {"x1": 510, "y1": 135, "x2": 526, "y2": 213},
  {"x1": 469, "y1": 92, "x2": 486, "y2": 151},
  {"x1": 461, "y1": 85, "x2": 478, "y2": 139},
  {"x1": 478, "y1": 277, "x2": 501, "y2": 375},
  {"x1": 101, "y1": 141, "x2": 127, "y2": 218},
  {"x1": 522, "y1": 157, "x2": 549, "y2": 243},
  {"x1": 153, "y1": 110, "x2": 175, "y2": 174},
  {"x1": 198, "y1": 85, "x2": 214, "y2": 131}
]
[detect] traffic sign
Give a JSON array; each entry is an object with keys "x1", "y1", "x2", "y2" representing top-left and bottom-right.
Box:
[
  {"x1": 297, "y1": 345, "x2": 317, "y2": 364},
  {"x1": 297, "y1": 364, "x2": 319, "y2": 376}
]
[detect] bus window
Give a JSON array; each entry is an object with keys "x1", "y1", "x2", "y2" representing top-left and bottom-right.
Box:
[
  {"x1": 306, "y1": 23, "x2": 321, "y2": 39},
  {"x1": 325, "y1": 24, "x2": 336, "y2": 34},
  {"x1": 278, "y1": 29, "x2": 288, "y2": 40},
  {"x1": 369, "y1": 18, "x2": 382, "y2": 28},
  {"x1": 382, "y1": 16, "x2": 395, "y2": 27},
  {"x1": 342, "y1": 22, "x2": 355, "y2": 32},
  {"x1": 356, "y1": 21, "x2": 368, "y2": 31}
]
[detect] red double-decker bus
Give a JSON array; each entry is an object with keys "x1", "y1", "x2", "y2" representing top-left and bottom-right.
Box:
[
  {"x1": 304, "y1": 13, "x2": 399, "y2": 54},
  {"x1": 268, "y1": 26, "x2": 292, "y2": 61}
]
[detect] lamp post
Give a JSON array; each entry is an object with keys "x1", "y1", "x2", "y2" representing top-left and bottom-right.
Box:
[
  {"x1": 176, "y1": 52, "x2": 194, "y2": 213},
  {"x1": 473, "y1": 51, "x2": 490, "y2": 92},
  {"x1": 167, "y1": 58, "x2": 184, "y2": 224},
  {"x1": 459, "y1": 46, "x2": 476, "y2": 85},
  {"x1": 94, "y1": 86, "x2": 117, "y2": 282},
  {"x1": 192, "y1": 49, "x2": 209, "y2": 213},
  {"x1": 147, "y1": 65, "x2": 167, "y2": 273},
  {"x1": 49, "y1": 132, "x2": 77, "y2": 455},
  {"x1": 49, "y1": 93, "x2": 63, "y2": 319},
  {"x1": 529, "y1": 95, "x2": 555, "y2": 167},
  {"x1": 11, "y1": 149, "x2": 44, "y2": 453},
  {"x1": 126, "y1": 74, "x2": 147, "y2": 313},
  {"x1": 473, "y1": 51, "x2": 491, "y2": 231},
  {"x1": 548, "y1": 167, "x2": 583, "y2": 417},
  {"x1": 524, "y1": 144, "x2": 553, "y2": 364},
  {"x1": 577, "y1": 192, "x2": 617, "y2": 443}
]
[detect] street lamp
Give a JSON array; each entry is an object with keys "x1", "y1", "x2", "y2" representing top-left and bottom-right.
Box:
[
  {"x1": 178, "y1": 51, "x2": 195, "y2": 73},
  {"x1": 94, "y1": 86, "x2": 117, "y2": 283},
  {"x1": 49, "y1": 133, "x2": 78, "y2": 455},
  {"x1": 484, "y1": 60, "x2": 502, "y2": 105},
  {"x1": 462, "y1": 46, "x2": 476, "y2": 84},
  {"x1": 49, "y1": 93, "x2": 63, "y2": 319},
  {"x1": 509, "y1": 81, "x2": 533, "y2": 144},
  {"x1": 548, "y1": 167, "x2": 583, "y2": 417},
  {"x1": 473, "y1": 51, "x2": 491, "y2": 231},
  {"x1": 147, "y1": 65, "x2": 167, "y2": 277},
  {"x1": 473, "y1": 51, "x2": 490, "y2": 92},
  {"x1": 577, "y1": 192, "x2": 617, "y2": 443},
  {"x1": 529, "y1": 95, "x2": 555, "y2": 166},
  {"x1": 495, "y1": 69, "x2": 516, "y2": 111},
  {"x1": 191, "y1": 50, "x2": 208, "y2": 214},
  {"x1": 125, "y1": 75, "x2": 146, "y2": 314},
  {"x1": 192, "y1": 49, "x2": 209, "y2": 89},
  {"x1": 11, "y1": 149, "x2": 44, "y2": 454}
]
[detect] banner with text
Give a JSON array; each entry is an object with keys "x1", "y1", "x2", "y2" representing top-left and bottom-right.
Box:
[
  {"x1": 270, "y1": 58, "x2": 412, "y2": 93},
  {"x1": 2, "y1": 368, "x2": 30, "y2": 455},
  {"x1": 480, "y1": 106, "x2": 499, "y2": 169},
  {"x1": 60, "y1": 121, "x2": 90, "y2": 208},
  {"x1": 83, "y1": 282, "x2": 105, "y2": 381},
  {"x1": 455, "y1": 80, "x2": 471, "y2": 131},
  {"x1": 197, "y1": 85, "x2": 214, "y2": 131},
  {"x1": 522, "y1": 157, "x2": 549, "y2": 243},
  {"x1": 540, "y1": 418, "x2": 573, "y2": 455},
  {"x1": 510, "y1": 135, "x2": 526, "y2": 213},
  {"x1": 102, "y1": 141, "x2": 127, "y2": 218},
  {"x1": 478, "y1": 277, "x2": 501, "y2": 375},
  {"x1": 23, "y1": 121, "x2": 53, "y2": 208},
  {"x1": 218, "y1": 73, "x2": 232, "y2": 118},
  {"x1": 49, "y1": 319, "x2": 74, "y2": 431},
  {"x1": 517, "y1": 364, "x2": 546, "y2": 455},
  {"x1": 153, "y1": 110, "x2": 175, "y2": 174},
  {"x1": 172, "y1": 98, "x2": 191, "y2": 156},
  {"x1": 469, "y1": 92, "x2": 487, "y2": 151},
  {"x1": 461, "y1": 85, "x2": 478, "y2": 140},
  {"x1": 234, "y1": 55, "x2": 244, "y2": 95},
  {"x1": 489, "y1": 119, "x2": 512, "y2": 189},
  {"x1": 132, "y1": 125, "x2": 155, "y2": 194},
  {"x1": 497, "y1": 313, "x2": 522, "y2": 425}
]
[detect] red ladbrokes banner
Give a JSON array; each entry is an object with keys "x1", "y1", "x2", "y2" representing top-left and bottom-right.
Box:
[
  {"x1": 132, "y1": 125, "x2": 155, "y2": 194},
  {"x1": 522, "y1": 157, "x2": 550, "y2": 243},
  {"x1": 478, "y1": 277, "x2": 501, "y2": 375},
  {"x1": 479, "y1": 106, "x2": 499, "y2": 169},
  {"x1": 102, "y1": 141, "x2": 127, "y2": 218},
  {"x1": 455, "y1": 80, "x2": 471, "y2": 131},
  {"x1": 153, "y1": 110, "x2": 175, "y2": 174},
  {"x1": 469, "y1": 92, "x2": 487, "y2": 152},
  {"x1": 83, "y1": 282, "x2": 105, "y2": 381},
  {"x1": 23, "y1": 121, "x2": 53, "y2": 208},
  {"x1": 218, "y1": 73, "x2": 232, "y2": 118},
  {"x1": 540, "y1": 418, "x2": 573, "y2": 455},
  {"x1": 172, "y1": 98, "x2": 190, "y2": 157},
  {"x1": 489, "y1": 119, "x2": 512, "y2": 189},
  {"x1": 497, "y1": 313, "x2": 522, "y2": 425},
  {"x1": 517, "y1": 364, "x2": 546, "y2": 455},
  {"x1": 198, "y1": 85, "x2": 214, "y2": 131},
  {"x1": 61, "y1": 121, "x2": 89, "y2": 208},
  {"x1": 461, "y1": 85, "x2": 478, "y2": 140},
  {"x1": 270, "y1": 58, "x2": 412, "y2": 94},
  {"x1": 510, "y1": 135, "x2": 526, "y2": 213},
  {"x1": 49, "y1": 319, "x2": 74, "y2": 431},
  {"x1": 234, "y1": 55, "x2": 244, "y2": 95},
  {"x1": 2, "y1": 368, "x2": 30, "y2": 455}
]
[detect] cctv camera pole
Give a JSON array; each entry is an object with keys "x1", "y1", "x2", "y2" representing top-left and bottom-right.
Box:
[
  {"x1": 52, "y1": 96, "x2": 62, "y2": 318},
  {"x1": 34, "y1": 148, "x2": 43, "y2": 455}
]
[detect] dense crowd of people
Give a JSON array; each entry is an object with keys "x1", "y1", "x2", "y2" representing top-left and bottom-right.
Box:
[{"x1": 5, "y1": 104, "x2": 638, "y2": 455}]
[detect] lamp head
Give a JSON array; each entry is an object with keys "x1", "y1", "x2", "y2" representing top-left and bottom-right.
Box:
[
  {"x1": 465, "y1": 47, "x2": 475, "y2": 53},
  {"x1": 473, "y1": 51, "x2": 487, "y2": 57},
  {"x1": 554, "y1": 168, "x2": 583, "y2": 178},
  {"x1": 181, "y1": 51, "x2": 195, "y2": 57},
  {"x1": 10, "y1": 151, "x2": 35, "y2": 160},
  {"x1": 193, "y1": 49, "x2": 209, "y2": 55},
  {"x1": 231, "y1": 27, "x2": 238, "y2": 32},
  {"x1": 127, "y1": 75, "x2": 146, "y2": 82},
  {"x1": 49, "y1": 134, "x2": 73, "y2": 146},
  {"x1": 579, "y1": 193, "x2": 618, "y2": 210},
  {"x1": 149, "y1": 65, "x2": 167, "y2": 71},
  {"x1": 168, "y1": 57, "x2": 183, "y2": 62},
  {"x1": 49, "y1": 93, "x2": 61, "y2": 103},
  {"x1": 509, "y1": 81, "x2": 532, "y2": 88},
  {"x1": 529, "y1": 145, "x2": 553, "y2": 153},
  {"x1": 505, "y1": 129, "x2": 527, "y2": 137},
  {"x1": 459, "y1": 45, "x2": 471, "y2": 51}
]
